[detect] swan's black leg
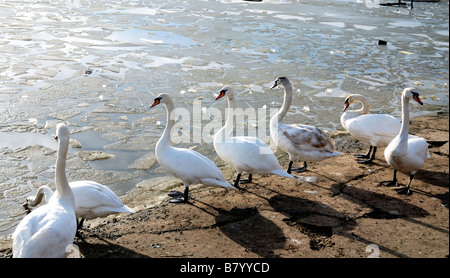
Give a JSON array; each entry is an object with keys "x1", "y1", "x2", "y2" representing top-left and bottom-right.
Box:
[
  {"x1": 289, "y1": 161, "x2": 307, "y2": 173},
  {"x1": 75, "y1": 218, "x2": 86, "y2": 240},
  {"x1": 380, "y1": 170, "x2": 398, "y2": 187},
  {"x1": 357, "y1": 146, "x2": 377, "y2": 164},
  {"x1": 287, "y1": 161, "x2": 293, "y2": 174},
  {"x1": 233, "y1": 173, "x2": 242, "y2": 188},
  {"x1": 396, "y1": 174, "x2": 414, "y2": 195},
  {"x1": 354, "y1": 146, "x2": 372, "y2": 159},
  {"x1": 77, "y1": 218, "x2": 85, "y2": 230}
]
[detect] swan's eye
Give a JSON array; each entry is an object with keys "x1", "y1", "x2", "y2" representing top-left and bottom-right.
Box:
[{"x1": 53, "y1": 135, "x2": 59, "y2": 141}]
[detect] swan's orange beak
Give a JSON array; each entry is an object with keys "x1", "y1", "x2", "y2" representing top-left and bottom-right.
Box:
[
  {"x1": 150, "y1": 98, "x2": 160, "y2": 108},
  {"x1": 215, "y1": 90, "x2": 226, "y2": 100},
  {"x1": 412, "y1": 92, "x2": 423, "y2": 105},
  {"x1": 343, "y1": 100, "x2": 350, "y2": 112}
]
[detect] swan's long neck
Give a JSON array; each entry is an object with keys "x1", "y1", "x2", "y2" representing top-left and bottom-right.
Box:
[
  {"x1": 224, "y1": 95, "x2": 235, "y2": 137},
  {"x1": 398, "y1": 94, "x2": 411, "y2": 143},
  {"x1": 340, "y1": 97, "x2": 370, "y2": 128},
  {"x1": 157, "y1": 100, "x2": 175, "y2": 150},
  {"x1": 28, "y1": 186, "x2": 53, "y2": 206},
  {"x1": 55, "y1": 137, "x2": 73, "y2": 202},
  {"x1": 215, "y1": 95, "x2": 235, "y2": 143},
  {"x1": 354, "y1": 98, "x2": 370, "y2": 115},
  {"x1": 273, "y1": 82, "x2": 293, "y2": 123}
]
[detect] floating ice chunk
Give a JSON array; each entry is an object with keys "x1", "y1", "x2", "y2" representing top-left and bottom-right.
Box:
[{"x1": 77, "y1": 150, "x2": 115, "y2": 161}]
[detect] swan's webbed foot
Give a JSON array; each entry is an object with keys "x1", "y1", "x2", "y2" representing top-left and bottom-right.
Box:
[
  {"x1": 290, "y1": 166, "x2": 307, "y2": 173},
  {"x1": 396, "y1": 186, "x2": 412, "y2": 195},
  {"x1": 233, "y1": 174, "x2": 252, "y2": 187},
  {"x1": 380, "y1": 170, "x2": 398, "y2": 187},
  {"x1": 379, "y1": 180, "x2": 398, "y2": 187},
  {"x1": 354, "y1": 153, "x2": 370, "y2": 159},
  {"x1": 238, "y1": 177, "x2": 252, "y2": 184},
  {"x1": 168, "y1": 188, "x2": 189, "y2": 203},
  {"x1": 355, "y1": 146, "x2": 376, "y2": 164},
  {"x1": 168, "y1": 191, "x2": 184, "y2": 198},
  {"x1": 356, "y1": 157, "x2": 374, "y2": 164},
  {"x1": 287, "y1": 161, "x2": 307, "y2": 174},
  {"x1": 169, "y1": 197, "x2": 187, "y2": 203},
  {"x1": 396, "y1": 175, "x2": 414, "y2": 195}
]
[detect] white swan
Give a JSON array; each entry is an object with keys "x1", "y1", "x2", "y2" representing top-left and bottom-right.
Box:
[
  {"x1": 340, "y1": 94, "x2": 401, "y2": 163},
  {"x1": 150, "y1": 93, "x2": 237, "y2": 203},
  {"x1": 12, "y1": 123, "x2": 77, "y2": 258},
  {"x1": 381, "y1": 88, "x2": 430, "y2": 195},
  {"x1": 214, "y1": 86, "x2": 294, "y2": 186},
  {"x1": 269, "y1": 77, "x2": 342, "y2": 174},
  {"x1": 24, "y1": 181, "x2": 134, "y2": 229}
]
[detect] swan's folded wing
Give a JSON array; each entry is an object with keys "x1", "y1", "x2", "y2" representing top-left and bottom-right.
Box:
[
  {"x1": 71, "y1": 181, "x2": 124, "y2": 208},
  {"x1": 168, "y1": 147, "x2": 228, "y2": 183},
  {"x1": 346, "y1": 114, "x2": 401, "y2": 141},
  {"x1": 280, "y1": 123, "x2": 336, "y2": 152}
]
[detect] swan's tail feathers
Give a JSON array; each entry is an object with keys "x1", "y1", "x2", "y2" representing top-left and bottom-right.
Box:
[
  {"x1": 201, "y1": 178, "x2": 238, "y2": 189},
  {"x1": 122, "y1": 205, "x2": 135, "y2": 214},
  {"x1": 272, "y1": 169, "x2": 295, "y2": 180},
  {"x1": 329, "y1": 151, "x2": 343, "y2": 157}
]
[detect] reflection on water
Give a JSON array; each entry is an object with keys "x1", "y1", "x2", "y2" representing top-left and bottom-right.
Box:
[{"x1": 0, "y1": 0, "x2": 448, "y2": 237}]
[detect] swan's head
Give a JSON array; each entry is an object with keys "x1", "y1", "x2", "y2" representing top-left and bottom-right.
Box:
[
  {"x1": 343, "y1": 94, "x2": 365, "y2": 112},
  {"x1": 402, "y1": 88, "x2": 423, "y2": 105},
  {"x1": 55, "y1": 123, "x2": 70, "y2": 142},
  {"x1": 215, "y1": 86, "x2": 234, "y2": 101},
  {"x1": 270, "y1": 76, "x2": 291, "y2": 89},
  {"x1": 150, "y1": 93, "x2": 172, "y2": 108}
]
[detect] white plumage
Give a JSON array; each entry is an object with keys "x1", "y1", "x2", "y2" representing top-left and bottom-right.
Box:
[
  {"x1": 214, "y1": 86, "x2": 294, "y2": 187},
  {"x1": 25, "y1": 181, "x2": 134, "y2": 227},
  {"x1": 270, "y1": 77, "x2": 342, "y2": 173},
  {"x1": 13, "y1": 123, "x2": 76, "y2": 258},
  {"x1": 381, "y1": 88, "x2": 430, "y2": 195},
  {"x1": 151, "y1": 93, "x2": 236, "y2": 203},
  {"x1": 340, "y1": 94, "x2": 401, "y2": 163}
]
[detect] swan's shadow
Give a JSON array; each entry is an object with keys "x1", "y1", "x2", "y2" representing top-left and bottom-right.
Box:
[
  {"x1": 75, "y1": 235, "x2": 150, "y2": 258},
  {"x1": 215, "y1": 206, "x2": 286, "y2": 258}
]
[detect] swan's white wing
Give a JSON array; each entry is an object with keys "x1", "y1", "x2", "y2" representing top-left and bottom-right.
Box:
[
  {"x1": 69, "y1": 181, "x2": 134, "y2": 219},
  {"x1": 159, "y1": 147, "x2": 234, "y2": 188},
  {"x1": 408, "y1": 135, "x2": 430, "y2": 160},
  {"x1": 345, "y1": 114, "x2": 401, "y2": 146},
  {"x1": 215, "y1": 136, "x2": 287, "y2": 175}
]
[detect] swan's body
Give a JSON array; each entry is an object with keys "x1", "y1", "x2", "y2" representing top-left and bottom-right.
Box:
[
  {"x1": 214, "y1": 87, "x2": 294, "y2": 186},
  {"x1": 341, "y1": 94, "x2": 401, "y2": 163},
  {"x1": 12, "y1": 123, "x2": 76, "y2": 258},
  {"x1": 150, "y1": 93, "x2": 236, "y2": 203},
  {"x1": 270, "y1": 77, "x2": 342, "y2": 173},
  {"x1": 381, "y1": 88, "x2": 429, "y2": 195},
  {"x1": 25, "y1": 181, "x2": 134, "y2": 227}
]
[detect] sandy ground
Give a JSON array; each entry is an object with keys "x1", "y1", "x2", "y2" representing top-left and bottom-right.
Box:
[{"x1": 1, "y1": 111, "x2": 448, "y2": 259}]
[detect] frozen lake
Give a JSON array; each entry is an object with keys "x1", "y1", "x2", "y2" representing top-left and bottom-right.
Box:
[{"x1": 0, "y1": 0, "x2": 448, "y2": 237}]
